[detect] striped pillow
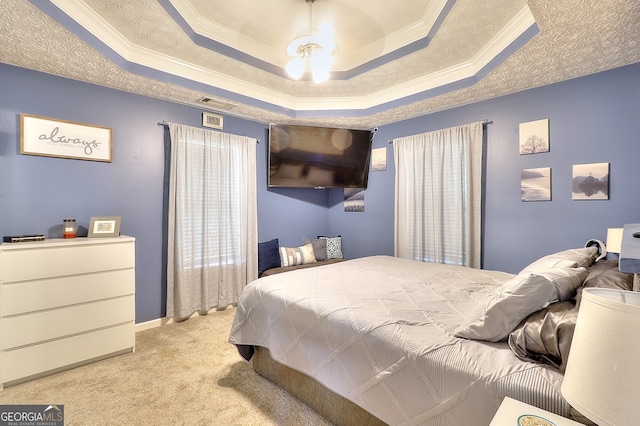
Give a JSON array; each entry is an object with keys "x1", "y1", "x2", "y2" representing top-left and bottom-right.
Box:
[{"x1": 279, "y1": 243, "x2": 317, "y2": 267}]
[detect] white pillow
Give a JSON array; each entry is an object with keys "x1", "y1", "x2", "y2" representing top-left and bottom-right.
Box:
[
  {"x1": 279, "y1": 243, "x2": 317, "y2": 267},
  {"x1": 520, "y1": 247, "x2": 598, "y2": 274},
  {"x1": 454, "y1": 273, "x2": 558, "y2": 342},
  {"x1": 536, "y1": 267, "x2": 588, "y2": 302}
]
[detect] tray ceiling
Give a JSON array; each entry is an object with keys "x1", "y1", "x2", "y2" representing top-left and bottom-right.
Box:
[{"x1": 1, "y1": 0, "x2": 639, "y2": 128}]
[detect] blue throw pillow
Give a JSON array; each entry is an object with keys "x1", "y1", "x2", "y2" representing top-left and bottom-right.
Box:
[{"x1": 258, "y1": 238, "x2": 281, "y2": 275}]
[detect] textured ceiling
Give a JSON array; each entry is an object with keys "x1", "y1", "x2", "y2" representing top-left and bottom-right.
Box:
[{"x1": 1, "y1": 0, "x2": 639, "y2": 129}]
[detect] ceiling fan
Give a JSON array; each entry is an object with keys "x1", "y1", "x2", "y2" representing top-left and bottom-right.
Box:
[{"x1": 285, "y1": 0, "x2": 337, "y2": 83}]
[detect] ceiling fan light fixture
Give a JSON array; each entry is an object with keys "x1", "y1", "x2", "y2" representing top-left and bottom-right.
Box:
[
  {"x1": 286, "y1": 56, "x2": 306, "y2": 80},
  {"x1": 312, "y1": 66, "x2": 330, "y2": 84},
  {"x1": 285, "y1": 0, "x2": 336, "y2": 83},
  {"x1": 311, "y1": 48, "x2": 332, "y2": 83}
]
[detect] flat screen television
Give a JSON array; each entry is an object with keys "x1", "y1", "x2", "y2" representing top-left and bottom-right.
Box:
[{"x1": 268, "y1": 123, "x2": 372, "y2": 188}]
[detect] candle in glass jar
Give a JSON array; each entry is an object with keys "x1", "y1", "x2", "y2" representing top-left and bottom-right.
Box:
[{"x1": 63, "y1": 219, "x2": 77, "y2": 239}]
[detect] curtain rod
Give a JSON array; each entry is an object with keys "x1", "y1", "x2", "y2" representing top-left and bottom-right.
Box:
[
  {"x1": 157, "y1": 121, "x2": 260, "y2": 143},
  {"x1": 387, "y1": 119, "x2": 492, "y2": 144}
]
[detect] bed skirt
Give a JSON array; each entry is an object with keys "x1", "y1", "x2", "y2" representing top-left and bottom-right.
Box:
[{"x1": 252, "y1": 346, "x2": 387, "y2": 426}]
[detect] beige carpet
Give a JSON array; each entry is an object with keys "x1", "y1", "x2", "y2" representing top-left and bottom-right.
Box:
[{"x1": 0, "y1": 307, "x2": 333, "y2": 425}]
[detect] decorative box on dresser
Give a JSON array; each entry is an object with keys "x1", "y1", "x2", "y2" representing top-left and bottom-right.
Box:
[{"x1": 0, "y1": 236, "x2": 135, "y2": 390}]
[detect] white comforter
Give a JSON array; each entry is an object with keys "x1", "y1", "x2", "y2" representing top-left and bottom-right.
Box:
[{"x1": 228, "y1": 256, "x2": 569, "y2": 426}]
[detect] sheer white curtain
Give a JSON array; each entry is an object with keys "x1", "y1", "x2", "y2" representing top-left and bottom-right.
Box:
[
  {"x1": 166, "y1": 123, "x2": 257, "y2": 320},
  {"x1": 393, "y1": 122, "x2": 483, "y2": 268}
]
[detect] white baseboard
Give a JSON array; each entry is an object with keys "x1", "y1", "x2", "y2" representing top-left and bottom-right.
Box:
[
  {"x1": 135, "y1": 317, "x2": 174, "y2": 333},
  {"x1": 134, "y1": 306, "x2": 234, "y2": 333}
]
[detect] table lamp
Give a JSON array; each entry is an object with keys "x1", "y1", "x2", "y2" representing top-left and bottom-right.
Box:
[
  {"x1": 605, "y1": 227, "x2": 623, "y2": 254},
  {"x1": 561, "y1": 287, "x2": 640, "y2": 426}
]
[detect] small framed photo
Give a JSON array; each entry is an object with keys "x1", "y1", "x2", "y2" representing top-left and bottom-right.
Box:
[
  {"x1": 519, "y1": 119, "x2": 549, "y2": 155},
  {"x1": 572, "y1": 162, "x2": 609, "y2": 200},
  {"x1": 521, "y1": 167, "x2": 551, "y2": 201},
  {"x1": 344, "y1": 188, "x2": 365, "y2": 212},
  {"x1": 371, "y1": 147, "x2": 387, "y2": 171},
  {"x1": 88, "y1": 216, "x2": 121, "y2": 238}
]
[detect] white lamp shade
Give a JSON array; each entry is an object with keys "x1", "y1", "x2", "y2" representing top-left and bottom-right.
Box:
[
  {"x1": 606, "y1": 227, "x2": 624, "y2": 253},
  {"x1": 561, "y1": 288, "x2": 640, "y2": 426}
]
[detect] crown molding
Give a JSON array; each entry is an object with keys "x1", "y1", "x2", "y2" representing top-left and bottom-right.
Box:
[{"x1": 42, "y1": 1, "x2": 536, "y2": 115}]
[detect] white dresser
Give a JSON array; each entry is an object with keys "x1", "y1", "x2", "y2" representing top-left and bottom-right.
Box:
[{"x1": 0, "y1": 236, "x2": 135, "y2": 389}]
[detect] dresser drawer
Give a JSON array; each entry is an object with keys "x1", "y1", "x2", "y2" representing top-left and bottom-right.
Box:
[
  {"x1": 1, "y1": 269, "x2": 134, "y2": 316},
  {"x1": 1, "y1": 323, "x2": 134, "y2": 385},
  {"x1": 1, "y1": 295, "x2": 134, "y2": 350},
  {"x1": 0, "y1": 238, "x2": 134, "y2": 282}
]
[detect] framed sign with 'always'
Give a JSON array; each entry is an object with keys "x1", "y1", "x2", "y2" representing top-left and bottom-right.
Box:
[{"x1": 20, "y1": 114, "x2": 112, "y2": 162}]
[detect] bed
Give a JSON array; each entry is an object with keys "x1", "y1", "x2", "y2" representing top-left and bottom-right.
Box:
[{"x1": 229, "y1": 250, "x2": 633, "y2": 425}]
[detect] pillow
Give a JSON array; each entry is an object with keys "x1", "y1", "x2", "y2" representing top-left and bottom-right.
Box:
[
  {"x1": 279, "y1": 243, "x2": 317, "y2": 267},
  {"x1": 508, "y1": 300, "x2": 578, "y2": 373},
  {"x1": 576, "y1": 260, "x2": 634, "y2": 307},
  {"x1": 536, "y1": 267, "x2": 588, "y2": 302},
  {"x1": 582, "y1": 259, "x2": 634, "y2": 291},
  {"x1": 508, "y1": 261, "x2": 634, "y2": 372},
  {"x1": 302, "y1": 237, "x2": 327, "y2": 261},
  {"x1": 454, "y1": 273, "x2": 558, "y2": 342},
  {"x1": 258, "y1": 238, "x2": 281, "y2": 275},
  {"x1": 520, "y1": 247, "x2": 598, "y2": 274},
  {"x1": 318, "y1": 235, "x2": 343, "y2": 259}
]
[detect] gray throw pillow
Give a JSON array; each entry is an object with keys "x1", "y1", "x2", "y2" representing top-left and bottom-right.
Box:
[{"x1": 302, "y1": 237, "x2": 327, "y2": 261}]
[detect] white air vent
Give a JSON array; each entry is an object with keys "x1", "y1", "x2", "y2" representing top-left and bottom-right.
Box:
[
  {"x1": 198, "y1": 97, "x2": 236, "y2": 110},
  {"x1": 202, "y1": 112, "x2": 223, "y2": 129}
]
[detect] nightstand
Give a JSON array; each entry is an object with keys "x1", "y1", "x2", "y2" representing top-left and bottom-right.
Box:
[{"x1": 490, "y1": 397, "x2": 584, "y2": 425}]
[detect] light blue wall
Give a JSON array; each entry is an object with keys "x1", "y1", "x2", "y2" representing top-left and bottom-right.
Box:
[
  {"x1": 1, "y1": 62, "x2": 639, "y2": 323},
  {"x1": 330, "y1": 63, "x2": 640, "y2": 272},
  {"x1": 0, "y1": 63, "x2": 328, "y2": 323}
]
